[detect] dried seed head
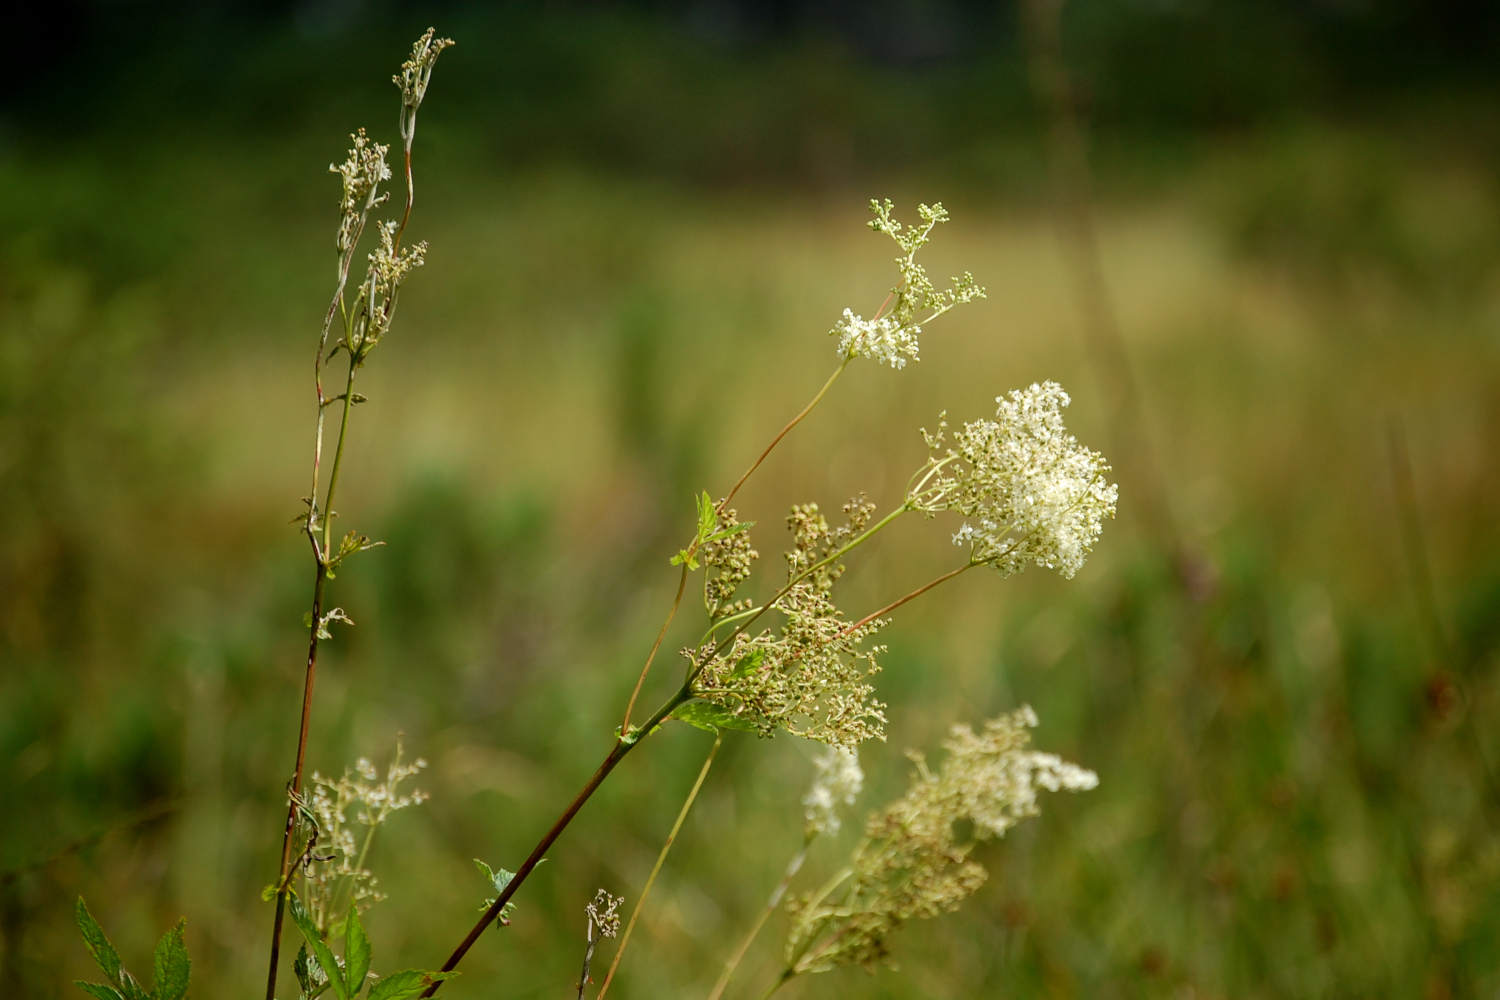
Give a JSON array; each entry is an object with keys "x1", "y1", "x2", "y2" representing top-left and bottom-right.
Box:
[
  {"x1": 686, "y1": 583, "x2": 887, "y2": 749},
  {"x1": 586, "y1": 889, "x2": 624, "y2": 940}
]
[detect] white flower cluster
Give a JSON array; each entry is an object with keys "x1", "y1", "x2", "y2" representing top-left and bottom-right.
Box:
[
  {"x1": 782, "y1": 705, "x2": 1096, "y2": 976},
  {"x1": 938, "y1": 704, "x2": 1098, "y2": 840},
  {"x1": 912, "y1": 381, "x2": 1117, "y2": 578},
  {"x1": 832, "y1": 308, "x2": 921, "y2": 369},
  {"x1": 802, "y1": 745, "x2": 864, "y2": 837}
]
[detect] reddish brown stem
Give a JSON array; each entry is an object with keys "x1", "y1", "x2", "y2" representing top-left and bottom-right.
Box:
[
  {"x1": 721, "y1": 360, "x2": 847, "y2": 513},
  {"x1": 265, "y1": 564, "x2": 328, "y2": 1000},
  {"x1": 419, "y1": 688, "x2": 692, "y2": 997},
  {"x1": 621, "y1": 564, "x2": 689, "y2": 736},
  {"x1": 840, "y1": 562, "x2": 974, "y2": 638}
]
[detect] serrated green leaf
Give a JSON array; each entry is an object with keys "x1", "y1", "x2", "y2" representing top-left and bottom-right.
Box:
[
  {"x1": 289, "y1": 894, "x2": 348, "y2": 1000},
  {"x1": 670, "y1": 701, "x2": 761, "y2": 733},
  {"x1": 703, "y1": 521, "x2": 754, "y2": 544},
  {"x1": 366, "y1": 970, "x2": 459, "y2": 1000},
  {"x1": 152, "y1": 919, "x2": 190, "y2": 1000},
  {"x1": 74, "y1": 983, "x2": 123, "y2": 1000},
  {"x1": 728, "y1": 648, "x2": 766, "y2": 680},
  {"x1": 344, "y1": 904, "x2": 371, "y2": 990},
  {"x1": 76, "y1": 899, "x2": 123, "y2": 989},
  {"x1": 117, "y1": 970, "x2": 151, "y2": 1000},
  {"x1": 696, "y1": 491, "x2": 716, "y2": 536},
  {"x1": 295, "y1": 943, "x2": 332, "y2": 1000},
  {"x1": 473, "y1": 858, "x2": 494, "y2": 886}
]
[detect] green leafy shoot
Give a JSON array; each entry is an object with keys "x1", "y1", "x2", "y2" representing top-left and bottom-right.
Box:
[
  {"x1": 287, "y1": 892, "x2": 456, "y2": 999},
  {"x1": 671, "y1": 700, "x2": 762, "y2": 734},
  {"x1": 672, "y1": 491, "x2": 754, "y2": 570},
  {"x1": 474, "y1": 859, "x2": 518, "y2": 926},
  {"x1": 74, "y1": 898, "x2": 190, "y2": 1000}
]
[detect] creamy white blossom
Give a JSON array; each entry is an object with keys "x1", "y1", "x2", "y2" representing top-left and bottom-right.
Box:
[
  {"x1": 829, "y1": 201, "x2": 985, "y2": 370},
  {"x1": 833, "y1": 308, "x2": 921, "y2": 369},
  {"x1": 909, "y1": 381, "x2": 1117, "y2": 578},
  {"x1": 803, "y1": 745, "x2": 864, "y2": 837}
]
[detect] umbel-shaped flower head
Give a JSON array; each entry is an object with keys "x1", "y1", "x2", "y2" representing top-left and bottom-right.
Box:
[{"x1": 909, "y1": 381, "x2": 1118, "y2": 578}]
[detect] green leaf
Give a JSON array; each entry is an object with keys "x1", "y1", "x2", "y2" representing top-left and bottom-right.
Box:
[
  {"x1": 289, "y1": 894, "x2": 348, "y2": 1000},
  {"x1": 728, "y1": 648, "x2": 766, "y2": 680},
  {"x1": 670, "y1": 701, "x2": 761, "y2": 733},
  {"x1": 152, "y1": 919, "x2": 190, "y2": 1000},
  {"x1": 295, "y1": 944, "x2": 332, "y2": 1000},
  {"x1": 344, "y1": 904, "x2": 371, "y2": 991},
  {"x1": 117, "y1": 971, "x2": 151, "y2": 1000},
  {"x1": 473, "y1": 858, "x2": 494, "y2": 887},
  {"x1": 696, "y1": 490, "x2": 716, "y2": 536},
  {"x1": 669, "y1": 548, "x2": 700, "y2": 570},
  {"x1": 367, "y1": 970, "x2": 459, "y2": 1000},
  {"x1": 703, "y1": 520, "x2": 754, "y2": 544},
  {"x1": 76, "y1": 899, "x2": 123, "y2": 989},
  {"x1": 261, "y1": 883, "x2": 281, "y2": 902},
  {"x1": 74, "y1": 983, "x2": 123, "y2": 1000}
]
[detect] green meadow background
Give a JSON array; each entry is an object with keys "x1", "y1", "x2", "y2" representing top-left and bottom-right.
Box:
[{"x1": 3, "y1": 3, "x2": 1500, "y2": 997}]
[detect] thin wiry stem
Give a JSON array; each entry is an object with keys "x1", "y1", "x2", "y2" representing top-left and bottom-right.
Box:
[
  {"x1": 707, "y1": 838, "x2": 812, "y2": 1000},
  {"x1": 596, "y1": 733, "x2": 722, "y2": 1000},
  {"x1": 839, "y1": 562, "x2": 975, "y2": 638},
  {"x1": 621, "y1": 563, "x2": 690, "y2": 737},
  {"x1": 721, "y1": 359, "x2": 850, "y2": 513}
]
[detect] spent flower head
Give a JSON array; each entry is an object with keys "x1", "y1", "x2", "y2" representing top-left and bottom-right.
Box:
[
  {"x1": 782, "y1": 706, "x2": 1095, "y2": 976},
  {"x1": 585, "y1": 889, "x2": 624, "y2": 941},
  {"x1": 685, "y1": 583, "x2": 887, "y2": 748},
  {"x1": 803, "y1": 745, "x2": 864, "y2": 838},
  {"x1": 330, "y1": 129, "x2": 391, "y2": 257},
  {"x1": 395, "y1": 28, "x2": 455, "y2": 148},
  {"x1": 909, "y1": 381, "x2": 1117, "y2": 578},
  {"x1": 832, "y1": 201, "x2": 985, "y2": 368}
]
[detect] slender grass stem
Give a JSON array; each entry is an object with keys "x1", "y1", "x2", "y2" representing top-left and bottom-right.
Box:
[
  {"x1": 706, "y1": 839, "x2": 811, "y2": 1000},
  {"x1": 756, "y1": 969, "x2": 793, "y2": 1000},
  {"x1": 596, "y1": 733, "x2": 722, "y2": 1000}
]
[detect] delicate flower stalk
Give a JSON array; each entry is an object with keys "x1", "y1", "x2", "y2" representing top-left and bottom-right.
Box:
[
  {"x1": 707, "y1": 747, "x2": 863, "y2": 1000},
  {"x1": 420, "y1": 205, "x2": 1114, "y2": 999},
  {"x1": 774, "y1": 707, "x2": 1096, "y2": 982},
  {"x1": 266, "y1": 31, "x2": 449, "y2": 1000}
]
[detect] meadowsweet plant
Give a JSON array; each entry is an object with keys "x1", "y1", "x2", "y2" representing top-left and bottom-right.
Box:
[{"x1": 70, "y1": 29, "x2": 1117, "y2": 999}]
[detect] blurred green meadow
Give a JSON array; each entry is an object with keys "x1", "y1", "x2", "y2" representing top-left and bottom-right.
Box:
[{"x1": 3, "y1": 3, "x2": 1500, "y2": 998}]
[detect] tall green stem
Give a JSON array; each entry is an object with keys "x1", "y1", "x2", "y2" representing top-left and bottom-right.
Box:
[{"x1": 596, "y1": 733, "x2": 722, "y2": 999}]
